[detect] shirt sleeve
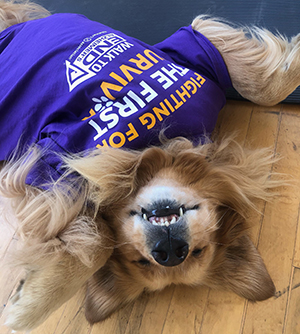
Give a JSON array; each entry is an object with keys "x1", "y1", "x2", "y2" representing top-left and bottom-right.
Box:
[{"x1": 154, "y1": 25, "x2": 232, "y2": 92}]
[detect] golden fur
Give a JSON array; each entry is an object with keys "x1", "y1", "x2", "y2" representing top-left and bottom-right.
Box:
[
  {"x1": 69, "y1": 137, "x2": 281, "y2": 323},
  {"x1": 1, "y1": 0, "x2": 299, "y2": 331}
]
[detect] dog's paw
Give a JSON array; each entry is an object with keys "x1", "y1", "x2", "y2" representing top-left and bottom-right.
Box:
[
  {"x1": 5, "y1": 265, "x2": 81, "y2": 331},
  {"x1": 5, "y1": 302, "x2": 41, "y2": 331},
  {"x1": 5, "y1": 276, "x2": 49, "y2": 331},
  {"x1": 5, "y1": 247, "x2": 113, "y2": 331}
]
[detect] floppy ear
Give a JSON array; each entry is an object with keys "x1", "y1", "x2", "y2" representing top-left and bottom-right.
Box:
[
  {"x1": 203, "y1": 137, "x2": 280, "y2": 211},
  {"x1": 65, "y1": 146, "x2": 172, "y2": 207},
  {"x1": 217, "y1": 234, "x2": 275, "y2": 301},
  {"x1": 84, "y1": 259, "x2": 144, "y2": 323},
  {"x1": 65, "y1": 148, "x2": 140, "y2": 206},
  {"x1": 209, "y1": 209, "x2": 275, "y2": 301}
]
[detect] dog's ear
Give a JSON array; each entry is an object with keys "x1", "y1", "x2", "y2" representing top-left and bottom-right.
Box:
[
  {"x1": 217, "y1": 234, "x2": 275, "y2": 301},
  {"x1": 65, "y1": 146, "x2": 172, "y2": 207},
  {"x1": 200, "y1": 137, "x2": 279, "y2": 214},
  {"x1": 65, "y1": 148, "x2": 141, "y2": 206},
  {"x1": 84, "y1": 260, "x2": 144, "y2": 323},
  {"x1": 209, "y1": 209, "x2": 275, "y2": 301}
]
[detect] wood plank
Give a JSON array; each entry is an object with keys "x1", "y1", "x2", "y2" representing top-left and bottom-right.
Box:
[
  {"x1": 244, "y1": 105, "x2": 281, "y2": 242},
  {"x1": 125, "y1": 286, "x2": 175, "y2": 334},
  {"x1": 245, "y1": 104, "x2": 281, "y2": 149},
  {"x1": 54, "y1": 304, "x2": 91, "y2": 334},
  {"x1": 284, "y1": 267, "x2": 300, "y2": 334},
  {"x1": 277, "y1": 103, "x2": 300, "y2": 116},
  {"x1": 161, "y1": 286, "x2": 209, "y2": 334},
  {"x1": 199, "y1": 291, "x2": 245, "y2": 334},
  {"x1": 214, "y1": 100, "x2": 253, "y2": 143},
  {"x1": 294, "y1": 209, "x2": 300, "y2": 268},
  {"x1": 243, "y1": 112, "x2": 300, "y2": 333},
  {"x1": 52, "y1": 289, "x2": 91, "y2": 334},
  {"x1": 284, "y1": 108, "x2": 300, "y2": 268},
  {"x1": 89, "y1": 300, "x2": 134, "y2": 334},
  {"x1": 123, "y1": 292, "x2": 152, "y2": 334}
]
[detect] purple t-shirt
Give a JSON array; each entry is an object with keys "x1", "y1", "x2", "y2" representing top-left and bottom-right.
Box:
[{"x1": 0, "y1": 13, "x2": 231, "y2": 186}]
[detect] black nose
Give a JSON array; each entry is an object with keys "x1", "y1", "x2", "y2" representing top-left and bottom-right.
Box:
[{"x1": 151, "y1": 236, "x2": 189, "y2": 267}]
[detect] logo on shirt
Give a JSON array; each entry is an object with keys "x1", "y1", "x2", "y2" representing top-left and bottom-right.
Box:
[{"x1": 65, "y1": 33, "x2": 134, "y2": 92}]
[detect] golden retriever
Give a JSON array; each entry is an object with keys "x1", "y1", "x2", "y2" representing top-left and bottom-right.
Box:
[{"x1": 1, "y1": 0, "x2": 299, "y2": 331}]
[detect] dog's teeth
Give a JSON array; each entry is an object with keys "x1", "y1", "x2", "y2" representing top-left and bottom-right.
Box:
[
  {"x1": 148, "y1": 215, "x2": 178, "y2": 227},
  {"x1": 179, "y1": 207, "x2": 184, "y2": 217}
]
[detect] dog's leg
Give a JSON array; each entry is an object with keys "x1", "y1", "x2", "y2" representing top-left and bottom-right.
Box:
[
  {"x1": 192, "y1": 16, "x2": 300, "y2": 106},
  {"x1": 5, "y1": 225, "x2": 113, "y2": 331},
  {"x1": 0, "y1": 0, "x2": 50, "y2": 32},
  {"x1": 0, "y1": 147, "x2": 114, "y2": 330}
]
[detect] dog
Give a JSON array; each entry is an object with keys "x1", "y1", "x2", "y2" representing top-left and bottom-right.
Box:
[{"x1": 1, "y1": 0, "x2": 300, "y2": 331}]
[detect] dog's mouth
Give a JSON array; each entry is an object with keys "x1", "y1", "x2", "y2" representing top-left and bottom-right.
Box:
[
  {"x1": 142, "y1": 206, "x2": 184, "y2": 227},
  {"x1": 140, "y1": 204, "x2": 199, "y2": 227}
]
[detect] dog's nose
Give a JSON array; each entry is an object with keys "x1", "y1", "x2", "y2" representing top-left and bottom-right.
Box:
[{"x1": 151, "y1": 236, "x2": 189, "y2": 267}]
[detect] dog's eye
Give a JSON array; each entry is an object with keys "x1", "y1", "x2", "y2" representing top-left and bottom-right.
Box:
[
  {"x1": 137, "y1": 258, "x2": 151, "y2": 266},
  {"x1": 192, "y1": 248, "x2": 203, "y2": 257},
  {"x1": 129, "y1": 210, "x2": 138, "y2": 216}
]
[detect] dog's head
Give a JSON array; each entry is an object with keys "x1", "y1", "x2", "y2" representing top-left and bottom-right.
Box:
[
  {"x1": 114, "y1": 166, "x2": 220, "y2": 286},
  {"x1": 67, "y1": 137, "x2": 276, "y2": 322}
]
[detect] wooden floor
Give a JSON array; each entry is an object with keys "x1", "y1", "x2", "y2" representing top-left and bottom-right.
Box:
[{"x1": 1, "y1": 100, "x2": 300, "y2": 334}]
